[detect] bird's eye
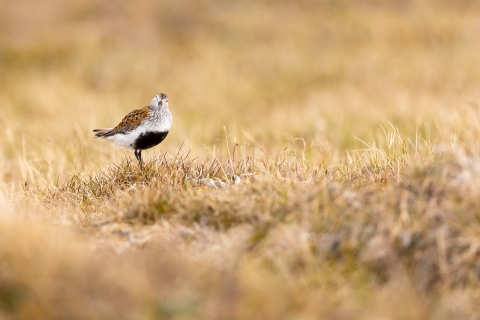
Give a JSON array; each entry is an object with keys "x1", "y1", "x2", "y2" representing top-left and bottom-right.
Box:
[{"x1": 158, "y1": 101, "x2": 163, "y2": 106}]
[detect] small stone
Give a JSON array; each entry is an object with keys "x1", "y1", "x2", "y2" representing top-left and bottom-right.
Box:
[
  {"x1": 232, "y1": 175, "x2": 241, "y2": 185},
  {"x1": 200, "y1": 178, "x2": 217, "y2": 189},
  {"x1": 214, "y1": 178, "x2": 227, "y2": 189}
]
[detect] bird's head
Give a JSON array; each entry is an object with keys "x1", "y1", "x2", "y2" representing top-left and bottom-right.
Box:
[{"x1": 151, "y1": 93, "x2": 169, "y2": 108}]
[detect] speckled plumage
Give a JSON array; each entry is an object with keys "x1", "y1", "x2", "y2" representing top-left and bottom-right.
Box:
[
  {"x1": 98, "y1": 108, "x2": 150, "y2": 136},
  {"x1": 93, "y1": 93, "x2": 172, "y2": 167}
]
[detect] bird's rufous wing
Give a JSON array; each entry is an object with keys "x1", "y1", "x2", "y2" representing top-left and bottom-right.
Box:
[{"x1": 110, "y1": 107, "x2": 150, "y2": 134}]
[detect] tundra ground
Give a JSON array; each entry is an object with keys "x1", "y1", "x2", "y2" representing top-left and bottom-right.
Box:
[{"x1": 1, "y1": 1, "x2": 480, "y2": 318}]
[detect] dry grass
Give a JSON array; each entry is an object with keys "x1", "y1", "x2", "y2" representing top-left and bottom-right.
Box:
[{"x1": 2, "y1": 0, "x2": 480, "y2": 318}]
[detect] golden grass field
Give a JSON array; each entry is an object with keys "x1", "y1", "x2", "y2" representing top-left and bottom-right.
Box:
[{"x1": 2, "y1": 0, "x2": 480, "y2": 318}]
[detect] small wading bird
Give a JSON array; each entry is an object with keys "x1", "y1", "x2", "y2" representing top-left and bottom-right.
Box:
[{"x1": 93, "y1": 93, "x2": 172, "y2": 168}]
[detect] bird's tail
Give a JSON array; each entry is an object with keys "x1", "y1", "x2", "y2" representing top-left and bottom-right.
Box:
[{"x1": 93, "y1": 128, "x2": 113, "y2": 138}]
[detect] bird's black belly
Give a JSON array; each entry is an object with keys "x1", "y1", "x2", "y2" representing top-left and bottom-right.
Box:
[{"x1": 134, "y1": 131, "x2": 169, "y2": 150}]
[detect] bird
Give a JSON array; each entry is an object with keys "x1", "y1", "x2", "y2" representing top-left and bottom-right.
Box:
[{"x1": 93, "y1": 93, "x2": 172, "y2": 168}]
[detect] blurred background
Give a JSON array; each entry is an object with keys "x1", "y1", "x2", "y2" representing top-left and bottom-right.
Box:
[
  {"x1": 2, "y1": 2, "x2": 480, "y2": 318},
  {"x1": 1, "y1": 0, "x2": 480, "y2": 183}
]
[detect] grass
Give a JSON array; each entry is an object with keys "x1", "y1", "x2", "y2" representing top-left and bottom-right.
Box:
[{"x1": 2, "y1": 0, "x2": 480, "y2": 318}]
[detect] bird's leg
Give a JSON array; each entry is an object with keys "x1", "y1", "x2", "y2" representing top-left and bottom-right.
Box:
[{"x1": 134, "y1": 149, "x2": 143, "y2": 169}]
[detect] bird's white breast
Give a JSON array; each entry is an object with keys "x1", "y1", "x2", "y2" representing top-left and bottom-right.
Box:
[{"x1": 152, "y1": 109, "x2": 172, "y2": 132}]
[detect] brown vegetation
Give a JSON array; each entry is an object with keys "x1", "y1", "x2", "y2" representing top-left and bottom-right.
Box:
[{"x1": 1, "y1": 0, "x2": 480, "y2": 318}]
